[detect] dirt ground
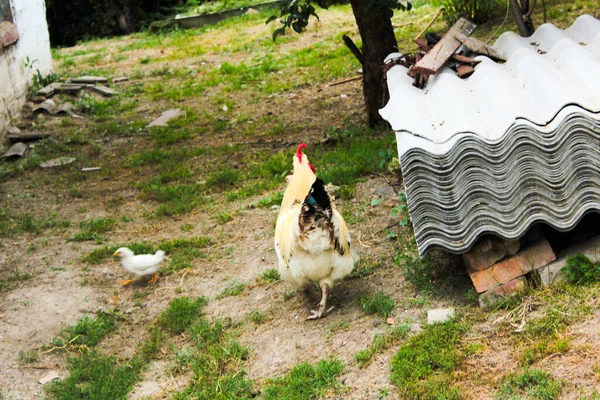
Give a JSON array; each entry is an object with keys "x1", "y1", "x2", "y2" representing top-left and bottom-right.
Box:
[{"x1": 2, "y1": 2, "x2": 600, "y2": 399}]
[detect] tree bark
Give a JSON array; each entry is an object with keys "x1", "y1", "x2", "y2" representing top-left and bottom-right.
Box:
[
  {"x1": 509, "y1": 0, "x2": 535, "y2": 37},
  {"x1": 350, "y1": 0, "x2": 398, "y2": 127}
]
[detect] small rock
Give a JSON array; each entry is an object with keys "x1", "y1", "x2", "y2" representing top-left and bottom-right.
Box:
[
  {"x1": 40, "y1": 157, "x2": 76, "y2": 168},
  {"x1": 427, "y1": 308, "x2": 455, "y2": 325},
  {"x1": 372, "y1": 319, "x2": 381, "y2": 327},
  {"x1": 409, "y1": 323, "x2": 422, "y2": 333},
  {"x1": 222, "y1": 105, "x2": 228, "y2": 112},
  {"x1": 270, "y1": 205, "x2": 280, "y2": 211},
  {"x1": 7, "y1": 127, "x2": 20, "y2": 135},
  {"x1": 373, "y1": 185, "x2": 397, "y2": 200},
  {"x1": 81, "y1": 167, "x2": 101, "y2": 172},
  {"x1": 147, "y1": 109, "x2": 184, "y2": 128},
  {"x1": 340, "y1": 94, "x2": 348, "y2": 99},
  {"x1": 386, "y1": 317, "x2": 395, "y2": 325},
  {"x1": 38, "y1": 371, "x2": 59, "y2": 384}
]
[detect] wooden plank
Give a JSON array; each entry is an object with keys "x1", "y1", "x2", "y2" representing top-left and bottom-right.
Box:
[
  {"x1": 413, "y1": 17, "x2": 476, "y2": 76},
  {"x1": 454, "y1": 33, "x2": 507, "y2": 62}
]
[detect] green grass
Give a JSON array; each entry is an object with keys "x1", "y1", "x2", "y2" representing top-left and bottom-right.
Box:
[
  {"x1": 248, "y1": 309, "x2": 267, "y2": 325},
  {"x1": 18, "y1": 350, "x2": 39, "y2": 365},
  {"x1": 259, "y1": 268, "x2": 280, "y2": 284},
  {"x1": 217, "y1": 280, "x2": 246, "y2": 299},
  {"x1": 158, "y1": 296, "x2": 208, "y2": 334},
  {"x1": 70, "y1": 217, "x2": 115, "y2": 242},
  {"x1": 358, "y1": 291, "x2": 395, "y2": 318},
  {"x1": 355, "y1": 324, "x2": 409, "y2": 368},
  {"x1": 0, "y1": 211, "x2": 70, "y2": 237},
  {"x1": 0, "y1": 268, "x2": 33, "y2": 292},
  {"x1": 561, "y1": 253, "x2": 600, "y2": 285},
  {"x1": 206, "y1": 167, "x2": 242, "y2": 190},
  {"x1": 391, "y1": 320, "x2": 468, "y2": 400},
  {"x1": 215, "y1": 211, "x2": 233, "y2": 223},
  {"x1": 350, "y1": 259, "x2": 382, "y2": 279},
  {"x1": 47, "y1": 312, "x2": 119, "y2": 351},
  {"x1": 495, "y1": 369, "x2": 562, "y2": 400},
  {"x1": 262, "y1": 358, "x2": 345, "y2": 400}
]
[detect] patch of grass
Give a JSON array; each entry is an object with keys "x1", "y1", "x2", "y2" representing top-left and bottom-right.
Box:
[
  {"x1": 18, "y1": 350, "x2": 39, "y2": 365},
  {"x1": 262, "y1": 358, "x2": 345, "y2": 400},
  {"x1": 48, "y1": 312, "x2": 118, "y2": 351},
  {"x1": 260, "y1": 268, "x2": 280, "y2": 284},
  {"x1": 158, "y1": 296, "x2": 208, "y2": 334},
  {"x1": 355, "y1": 324, "x2": 409, "y2": 368},
  {"x1": 206, "y1": 167, "x2": 241, "y2": 190},
  {"x1": 495, "y1": 369, "x2": 562, "y2": 400},
  {"x1": 173, "y1": 317, "x2": 253, "y2": 399},
  {"x1": 70, "y1": 217, "x2": 115, "y2": 242},
  {"x1": 359, "y1": 291, "x2": 395, "y2": 318},
  {"x1": 0, "y1": 211, "x2": 70, "y2": 237},
  {"x1": 253, "y1": 191, "x2": 283, "y2": 208},
  {"x1": 350, "y1": 259, "x2": 382, "y2": 279},
  {"x1": 217, "y1": 280, "x2": 246, "y2": 299},
  {"x1": 215, "y1": 211, "x2": 233, "y2": 223},
  {"x1": 391, "y1": 320, "x2": 468, "y2": 400},
  {"x1": 45, "y1": 351, "x2": 144, "y2": 399},
  {"x1": 561, "y1": 253, "x2": 600, "y2": 285},
  {"x1": 283, "y1": 290, "x2": 296, "y2": 301},
  {"x1": 248, "y1": 310, "x2": 267, "y2": 325}
]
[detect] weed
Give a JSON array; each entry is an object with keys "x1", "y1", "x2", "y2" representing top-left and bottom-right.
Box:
[
  {"x1": 391, "y1": 320, "x2": 468, "y2": 399},
  {"x1": 283, "y1": 290, "x2": 296, "y2": 301},
  {"x1": 253, "y1": 191, "x2": 284, "y2": 208},
  {"x1": 359, "y1": 291, "x2": 395, "y2": 318},
  {"x1": 249, "y1": 310, "x2": 267, "y2": 325},
  {"x1": 158, "y1": 296, "x2": 208, "y2": 334},
  {"x1": 495, "y1": 369, "x2": 562, "y2": 400},
  {"x1": 47, "y1": 312, "x2": 118, "y2": 350},
  {"x1": 262, "y1": 358, "x2": 345, "y2": 400},
  {"x1": 561, "y1": 253, "x2": 600, "y2": 285},
  {"x1": 18, "y1": 350, "x2": 39, "y2": 365},
  {"x1": 70, "y1": 217, "x2": 115, "y2": 242},
  {"x1": 350, "y1": 259, "x2": 381, "y2": 279},
  {"x1": 215, "y1": 211, "x2": 233, "y2": 224},
  {"x1": 217, "y1": 280, "x2": 246, "y2": 299},
  {"x1": 206, "y1": 167, "x2": 241, "y2": 190},
  {"x1": 0, "y1": 211, "x2": 70, "y2": 237},
  {"x1": 355, "y1": 324, "x2": 409, "y2": 368},
  {"x1": 260, "y1": 268, "x2": 280, "y2": 284}
]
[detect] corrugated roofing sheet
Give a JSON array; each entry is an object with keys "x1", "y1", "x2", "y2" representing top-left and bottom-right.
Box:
[{"x1": 380, "y1": 14, "x2": 600, "y2": 256}]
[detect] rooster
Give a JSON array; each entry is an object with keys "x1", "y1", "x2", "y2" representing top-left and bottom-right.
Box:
[{"x1": 274, "y1": 143, "x2": 355, "y2": 320}]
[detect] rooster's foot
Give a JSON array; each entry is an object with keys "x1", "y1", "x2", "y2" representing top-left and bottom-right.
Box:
[
  {"x1": 306, "y1": 306, "x2": 334, "y2": 320},
  {"x1": 149, "y1": 273, "x2": 159, "y2": 284},
  {"x1": 120, "y1": 279, "x2": 135, "y2": 286}
]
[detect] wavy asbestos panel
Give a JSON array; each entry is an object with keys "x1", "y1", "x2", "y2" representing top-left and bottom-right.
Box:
[
  {"x1": 380, "y1": 14, "x2": 600, "y2": 156},
  {"x1": 403, "y1": 111, "x2": 600, "y2": 255}
]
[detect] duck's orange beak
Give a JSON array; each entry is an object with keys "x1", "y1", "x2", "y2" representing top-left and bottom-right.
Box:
[{"x1": 112, "y1": 251, "x2": 119, "y2": 257}]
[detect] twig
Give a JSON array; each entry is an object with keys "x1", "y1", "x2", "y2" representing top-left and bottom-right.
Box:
[
  {"x1": 18, "y1": 364, "x2": 57, "y2": 370},
  {"x1": 414, "y1": 8, "x2": 445, "y2": 41},
  {"x1": 342, "y1": 35, "x2": 363, "y2": 65},
  {"x1": 265, "y1": 280, "x2": 282, "y2": 290},
  {"x1": 155, "y1": 269, "x2": 190, "y2": 293},
  {"x1": 40, "y1": 335, "x2": 81, "y2": 355},
  {"x1": 327, "y1": 75, "x2": 362, "y2": 88}
]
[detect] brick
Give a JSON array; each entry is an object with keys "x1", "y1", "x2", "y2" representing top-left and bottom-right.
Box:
[
  {"x1": 479, "y1": 277, "x2": 526, "y2": 307},
  {"x1": 468, "y1": 238, "x2": 555, "y2": 293},
  {"x1": 463, "y1": 237, "x2": 507, "y2": 271}
]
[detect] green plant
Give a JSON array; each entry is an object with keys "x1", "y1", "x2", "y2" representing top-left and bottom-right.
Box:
[
  {"x1": 355, "y1": 324, "x2": 409, "y2": 368},
  {"x1": 70, "y1": 217, "x2": 115, "y2": 242},
  {"x1": 158, "y1": 296, "x2": 208, "y2": 334},
  {"x1": 441, "y1": 0, "x2": 503, "y2": 24},
  {"x1": 358, "y1": 291, "x2": 395, "y2": 318},
  {"x1": 495, "y1": 369, "x2": 562, "y2": 400},
  {"x1": 48, "y1": 313, "x2": 118, "y2": 350},
  {"x1": 262, "y1": 358, "x2": 345, "y2": 400},
  {"x1": 391, "y1": 320, "x2": 467, "y2": 399},
  {"x1": 561, "y1": 253, "x2": 600, "y2": 285},
  {"x1": 217, "y1": 280, "x2": 246, "y2": 299},
  {"x1": 260, "y1": 268, "x2": 281, "y2": 284},
  {"x1": 18, "y1": 350, "x2": 39, "y2": 365}
]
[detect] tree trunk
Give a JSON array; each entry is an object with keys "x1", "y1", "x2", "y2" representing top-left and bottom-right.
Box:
[
  {"x1": 350, "y1": 0, "x2": 398, "y2": 127},
  {"x1": 509, "y1": 0, "x2": 535, "y2": 36}
]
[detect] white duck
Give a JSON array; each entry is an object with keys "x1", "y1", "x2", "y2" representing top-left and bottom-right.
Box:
[{"x1": 113, "y1": 247, "x2": 165, "y2": 286}]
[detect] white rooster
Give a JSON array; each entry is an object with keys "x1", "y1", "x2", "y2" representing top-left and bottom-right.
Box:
[
  {"x1": 274, "y1": 143, "x2": 356, "y2": 320},
  {"x1": 113, "y1": 247, "x2": 164, "y2": 286}
]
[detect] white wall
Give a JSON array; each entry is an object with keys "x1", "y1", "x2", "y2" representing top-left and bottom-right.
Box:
[{"x1": 0, "y1": 0, "x2": 52, "y2": 133}]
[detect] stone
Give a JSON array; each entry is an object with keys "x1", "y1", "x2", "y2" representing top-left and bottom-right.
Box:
[
  {"x1": 478, "y1": 277, "x2": 526, "y2": 307},
  {"x1": 409, "y1": 323, "x2": 422, "y2": 333},
  {"x1": 38, "y1": 371, "x2": 59, "y2": 384},
  {"x1": 40, "y1": 157, "x2": 76, "y2": 168},
  {"x1": 7, "y1": 127, "x2": 20, "y2": 135},
  {"x1": 147, "y1": 109, "x2": 184, "y2": 127},
  {"x1": 4, "y1": 142, "x2": 27, "y2": 158},
  {"x1": 468, "y1": 238, "x2": 555, "y2": 293},
  {"x1": 0, "y1": 21, "x2": 19, "y2": 48},
  {"x1": 427, "y1": 308, "x2": 455, "y2": 324},
  {"x1": 373, "y1": 185, "x2": 397, "y2": 200}
]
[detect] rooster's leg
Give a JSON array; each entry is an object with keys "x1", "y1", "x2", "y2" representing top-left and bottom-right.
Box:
[
  {"x1": 306, "y1": 283, "x2": 334, "y2": 320},
  {"x1": 120, "y1": 279, "x2": 135, "y2": 286},
  {"x1": 149, "y1": 273, "x2": 159, "y2": 284}
]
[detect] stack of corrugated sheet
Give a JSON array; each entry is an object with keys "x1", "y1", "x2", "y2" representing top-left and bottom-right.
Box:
[{"x1": 380, "y1": 14, "x2": 600, "y2": 256}]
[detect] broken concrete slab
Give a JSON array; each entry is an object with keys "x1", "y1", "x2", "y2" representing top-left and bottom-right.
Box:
[
  {"x1": 113, "y1": 77, "x2": 130, "y2": 83},
  {"x1": 7, "y1": 132, "x2": 52, "y2": 142},
  {"x1": 81, "y1": 167, "x2": 101, "y2": 172},
  {"x1": 33, "y1": 99, "x2": 57, "y2": 114},
  {"x1": 87, "y1": 85, "x2": 118, "y2": 97},
  {"x1": 37, "y1": 82, "x2": 61, "y2": 97},
  {"x1": 147, "y1": 109, "x2": 184, "y2": 127},
  {"x1": 55, "y1": 102, "x2": 83, "y2": 119},
  {"x1": 40, "y1": 157, "x2": 76, "y2": 168},
  {"x1": 427, "y1": 308, "x2": 455, "y2": 324},
  {"x1": 4, "y1": 142, "x2": 27, "y2": 158},
  {"x1": 71, "y1": 75, "x2": 108, "y2": 84},
  {"x1": 38, "y1": 370, "x2": 59, "y2": 385}
]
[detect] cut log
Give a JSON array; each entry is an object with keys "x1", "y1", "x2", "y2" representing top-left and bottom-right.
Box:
[{"x1": 413, "y1": 17, "x2": 476, "y2": 76}]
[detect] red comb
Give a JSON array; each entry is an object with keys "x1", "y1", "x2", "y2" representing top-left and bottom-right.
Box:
[{"x1": 296, "y1": 143, "x2": 307, "y2": 162}]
